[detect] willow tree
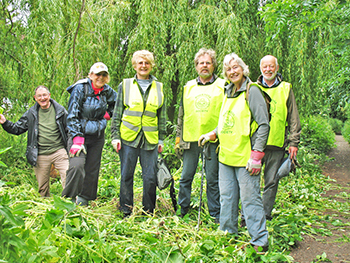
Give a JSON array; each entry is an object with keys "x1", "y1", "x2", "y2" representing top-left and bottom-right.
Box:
[
  {"x1": 1, "y1": 0, "x2": 266, "y2": 126},
  {"x1": 259, "y1": 0, "x2": 350, "y2": 119}
]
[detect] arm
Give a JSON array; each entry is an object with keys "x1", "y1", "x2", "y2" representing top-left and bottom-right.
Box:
[
  {"x1": 1, "y1": 111, "x2": 30, "y2": 135},
  {"x1": 287, "y1": 88, "x2": 301, "y2": 147},
  {"x1": 111, "y1": 83, "x2": 124, "y2": 141},
  {"x1": 248, "y1": 86, "x2": 270, "y2": 152},
  {"x1": 66, "y1": 84, "x2": 85, "y2": 138}
]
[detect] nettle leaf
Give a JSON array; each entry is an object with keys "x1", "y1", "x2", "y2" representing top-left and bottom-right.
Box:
[
  {"x1": 0, "y1": 205, "x2": 24, "y2": 227},
  {"x1": 53, "y1": 195, "x2": 75, "y2": 212}
]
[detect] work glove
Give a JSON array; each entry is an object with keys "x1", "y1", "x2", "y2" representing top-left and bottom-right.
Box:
[
  {"x1": 246, "y1": 150, "x2": 265, "y2": 176},
  {"x1": 198, "y1": 131, "x2": 216, "y2": 147},
  {"x1": 174, "y1": 137, "x2": 183, "y2": 159},
  {"x1": 69, "y1": 136, "x2": 87, "y2": 158},
  {"x1": 104, "y1": 111, "x2": 111, "y2": 121},
  {"x1": 158, "y1": 143, "x2": 164, "y2": 153},
  {"x1": 288, "y1": 146, "x2": 298, "y2": 160},
  {"x1": 112, "y1": 139, "x2": 121, "y2": 153}
]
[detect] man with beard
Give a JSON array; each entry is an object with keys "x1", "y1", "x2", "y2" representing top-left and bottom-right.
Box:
[
  {"x1": 256, "y1": 55, "x2": 301, "y2": 221},
  {"x1": 0, "y1": 86, "x2": 68, "y2": 197},
  {"x1": 175, "y1": 48, "x2": 225, "y2": 222}
]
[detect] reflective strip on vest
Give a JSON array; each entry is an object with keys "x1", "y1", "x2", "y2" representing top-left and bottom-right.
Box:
[
  {"x1": 183, "y1": 78, "x2": 225, "y2": 142},
  {"x1": 260, "y1": 82, "x2": 290, "y2": 147},
  {"x1": 218, "y1": 92, "x2": 251, "y2": 166},
  {"x1": 120, "y1": 78, "x2": 163, "y2": 144}
]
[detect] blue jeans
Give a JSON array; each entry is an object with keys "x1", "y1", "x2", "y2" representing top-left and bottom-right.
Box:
[
  {"x1": 119, "y1": 143, "x2": 158, "y2": 215},
  {"x1": 219, "y1": 163, "x2": 268, "y2": 247},
  {"x1": 178, "y1": 142, "x2": 220, "y2": 218},
  {"x1": 262, "y1": 149, "x2": 285, "y2": 220}
]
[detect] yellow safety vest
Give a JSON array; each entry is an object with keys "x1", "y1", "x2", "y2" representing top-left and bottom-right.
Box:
[
  {"x1": 260, "y1": 82, "x2": 290, "y2": 147},
  {"x1": 183, "y1": 78, "x2": 225, "y2": 142},
  {"x1": 120, "y1": 78, "x2": 164, "y2": 144},
  {"x1": 218, "y1": 91, "x2": 251, "y2": 167}
]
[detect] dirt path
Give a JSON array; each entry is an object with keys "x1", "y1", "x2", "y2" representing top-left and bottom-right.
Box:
[{"x1": 289, "y1": 135, "x2": 350, "y2": 263}]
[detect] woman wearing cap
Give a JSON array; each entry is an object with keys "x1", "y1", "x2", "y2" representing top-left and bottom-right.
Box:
[
  {"x1": 62, "y1": 62, "x2": 117, "y2": 206},
  {"x1": 111, "y1": 50, "x2": 166, "y2": 217}
]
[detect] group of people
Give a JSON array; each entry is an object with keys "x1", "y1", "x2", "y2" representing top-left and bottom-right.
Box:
[
  {"x1": 0, "y1": 48, "x2": 300, "y2": 252},
  {"x1": 176, "y1": 48, "x2": 300, "y2": 252}
]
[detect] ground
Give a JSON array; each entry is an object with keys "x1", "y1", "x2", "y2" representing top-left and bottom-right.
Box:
[{"x1": 289, "y1": 135, "x2": 350, "y2": 263}]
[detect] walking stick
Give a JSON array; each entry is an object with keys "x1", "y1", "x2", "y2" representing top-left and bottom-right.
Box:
[{"x1": 196, "y1": 142, "x2": 211, "y2": 231}]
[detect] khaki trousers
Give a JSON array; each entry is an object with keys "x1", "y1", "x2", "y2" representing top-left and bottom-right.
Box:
[{"x1": 33, "y1": 148, "x2": 69, "y2": 197}]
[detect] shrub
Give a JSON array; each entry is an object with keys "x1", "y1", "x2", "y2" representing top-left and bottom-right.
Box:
[
  {"x1": 341, "y1": 119, "x2": 350, "y2": 144},
  {"x1": 328, "y1": 118, "x2": 343, "y2": 134},
  {"x1": 300, "y1": 115, "x2": 336, "y2": 154}
]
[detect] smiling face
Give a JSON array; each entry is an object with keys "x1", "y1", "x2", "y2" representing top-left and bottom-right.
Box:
[
  {"x1": 134, "y1": 57, "x2": 152, "y2": 79},
  {"x1": 195, "y1": 54, "x2": 215, "y2": 83},
  {"x1": 260, "y1": 55, "x2": 279, "y2": 83},
  {"x1": 226, "y1": 60, "x2": 245, "y2": 88},
  {"x1": 89, "y1": 72, "x2": 109, "y2": 89},
  {"x1": 34, "y1": 87, "x2": 51, "y2": 109}
]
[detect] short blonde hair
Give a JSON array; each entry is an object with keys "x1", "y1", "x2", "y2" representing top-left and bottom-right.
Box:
[
  {"x1": 194, "y1": 48, "x2": 217, "y2": 68},
  {"x1": 132, "y1": 50, "x2": 155, "y2": 68},
  {"x1": 222, "y1": 53, "x2": 250, "y2": 80}
]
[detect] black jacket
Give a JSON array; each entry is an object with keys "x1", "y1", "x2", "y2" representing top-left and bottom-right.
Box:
[{"x1": 1, "y1": 99, "x2": 68, "y2": 166}]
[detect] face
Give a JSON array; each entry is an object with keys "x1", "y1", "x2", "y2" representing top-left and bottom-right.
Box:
[
  {"x1": 34, "y1": 88, "x2": 51, "y2": 109},
  {"x1": 89, "y1": 72, "x2": 108, "y2": 89},
  {"x1": 226, "y1": 60, "x2": 244, "y2": 86},
  {"x1": 134, "y1": 57, "x2": 152, "y2": 79},
  {"x1": 260, "y1": 56, "x2": 279, "y2": 81},
  {"x1": 196, "y1": 54, "x2": 215, "y2": 81}
]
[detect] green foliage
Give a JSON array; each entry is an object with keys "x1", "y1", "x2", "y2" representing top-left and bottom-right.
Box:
[
  {"x1": 328, "y1": 118, "x2": 343, "y2": 134},
  {"x1": 341, "y1": 119, "x2": 350, "y2": 144},
  {"x1": 300, "y1": 115, "x2": 336, "y2": 154}
]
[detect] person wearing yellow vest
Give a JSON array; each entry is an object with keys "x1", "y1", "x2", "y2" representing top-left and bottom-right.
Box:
[
  {"x1": 111, "y1": 50, "x2": 166, "y2": 217},
  {"x1": 175, "y1": 48, "x2": 225, "y2": 222},
  {"x1": 257, "y1": 55, "x2": 301, "y2": 221},
  {"x1": 199, "y1": 53, "x2": 270, "y2": 253}
]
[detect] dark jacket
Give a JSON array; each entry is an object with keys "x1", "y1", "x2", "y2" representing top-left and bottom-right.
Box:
[
  {"x1": 1, "y1": 99, "x2": 68, "y2": 166},
  {"x1": 67, "y1": 78, "x2": 117, "y2": 138}
]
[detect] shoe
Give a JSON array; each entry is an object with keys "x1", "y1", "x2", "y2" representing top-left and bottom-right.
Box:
[
  {"x1": 253, "y1": 245, "x2": 268, "y2": 255},
  {"x1": 240, "y1": 219, "x2": 246, "y2": 228},
  {"x1": 76, "y1": 196, "x2": 88, "y2": 206}
]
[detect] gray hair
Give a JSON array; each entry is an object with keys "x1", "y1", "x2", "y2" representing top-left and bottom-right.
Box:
[
  {"x1": 194, "y1": 48, "x2": 217, "y2": 68},
  {"x1": 34, "y1": 85, "x2": 50, "y2": 95},
  {"x1": 222, "y1": 53, "x2": 250, "y2": 80},
  {"x1": 260, "y1": 55, "x2": 279, "y2": 67}
]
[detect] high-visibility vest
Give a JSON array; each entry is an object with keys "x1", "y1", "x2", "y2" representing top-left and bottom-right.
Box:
[
  {"x1": 183, "y1": 78, "x2": 225, "y2": 142},
  {"x1": 218, "y1": 91, "x2": 251, "y2": 166},
  {"x1": 120, "y1": 78, "x2": 163, "y2": 144},
  {"x1": 260, "y1": 82, "x2": 290, "y2": 147}
]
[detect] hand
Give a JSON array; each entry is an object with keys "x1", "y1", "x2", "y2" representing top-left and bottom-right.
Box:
[
  {"x1": 246, "y1": 151, "x2": 265, "y2": 175},
  {"x1": 0, "y1": 114, "x2": 6, "y2": 124},
  {"x1": 112, "y1": 139, "x2": 121, "y2": 153},
  {"x1": 198, "y1": 131, "x2": 216, "y2": 147},
  {"x1": 69, "y1": 136, "x2": 87, "y2": 157},
  {"x1": 288, "y1": 146, "x2": 298, "y2": 159},
  {"x1": 104, "y1": 111, "x2": 111, "y2": 121},
  {"x1": 158, "y1": 143, "x2": 164, "y2": 153},
  {"x1": 175, "y1": 137, "x2": 183, "y2": 159}
]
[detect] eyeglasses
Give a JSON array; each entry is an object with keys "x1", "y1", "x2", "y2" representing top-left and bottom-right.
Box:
[{"x1": 96, "y1": 72, "x2": 108, "y2": 77}]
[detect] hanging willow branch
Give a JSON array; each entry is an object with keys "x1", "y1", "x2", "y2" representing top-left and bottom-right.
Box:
[{"x1": 73, "y1": 0, "x2": 85, "y2": 80}]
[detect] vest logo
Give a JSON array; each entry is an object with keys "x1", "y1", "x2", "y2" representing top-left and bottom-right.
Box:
[
  {"x1": 270, "y1": 99, "x2": 277, "y2": 114},
  {"x1": 221, "y1": 110, "x2": 235, "y2": 134},
  {"x1": 195, "y1": 94, "x2": 211, "y2": 110},
  {"x1": 131, "y1": 101, "x2": 141, "y2": 106}
]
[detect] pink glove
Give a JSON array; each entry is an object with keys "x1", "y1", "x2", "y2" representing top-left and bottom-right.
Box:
[
  {"x1": 158, "y1": 144, "x2": 164, "y2": 153},
  {"x1": 69, "y1": 136, "x2": 86, "y2": 157},
  {"x1": 288, "y1": 146, "x2": 298, "y2": 159},
  {"x1": 104, "y1": 112, "x2": 111, "y2": 120},
  {"x1": 246, "y1": 151, "x2": 265, "y2": 175},
  {"x1": 112, "y1": 139, "x2": 121, "y2": 153}
]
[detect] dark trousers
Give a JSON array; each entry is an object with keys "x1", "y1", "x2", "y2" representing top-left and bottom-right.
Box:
[
  {"x1": 62, "y1": 132, "x2": 105, "y2": 200},
  {"x1": 119, "y1": 143, "x2": 158, "y2": 215}
]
